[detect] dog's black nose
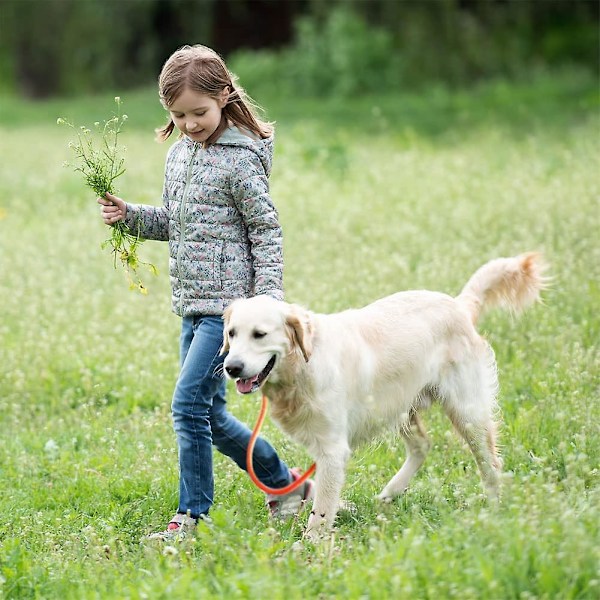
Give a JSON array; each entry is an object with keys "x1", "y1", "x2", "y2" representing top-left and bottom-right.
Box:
[{"x1": 225, "y1": 360, "x2": 244, "y2": 378}]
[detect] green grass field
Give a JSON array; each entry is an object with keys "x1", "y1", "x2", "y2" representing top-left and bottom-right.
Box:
[{"x1": 0, "y1": 70, "x2": 599, "y2": 599}]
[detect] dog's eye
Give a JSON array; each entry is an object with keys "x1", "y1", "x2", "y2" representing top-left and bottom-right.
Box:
[
  {"x1": 228, "y1": 328, "x2": 236, "y2": 338},
  {"x1": 253, "y1": 330, "x2": 267, "y2": 339}
]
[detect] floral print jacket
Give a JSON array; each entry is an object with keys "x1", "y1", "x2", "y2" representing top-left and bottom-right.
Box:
[{"x1": 123, "y1": 127, "x2": 283, "y2": 317}]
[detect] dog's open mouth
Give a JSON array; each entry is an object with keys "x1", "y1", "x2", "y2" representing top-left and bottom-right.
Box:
[{"x1": 235, "y1": 356, "x2": 276, "y2": 394}]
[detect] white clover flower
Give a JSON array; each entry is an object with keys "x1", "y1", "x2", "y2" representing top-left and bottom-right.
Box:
[
  {"x1": 44, "y1": 439, "x2": 59, "y2": 456},
  {"x1": 162, "y1": 545, "x2": 178, "y2": 556}
]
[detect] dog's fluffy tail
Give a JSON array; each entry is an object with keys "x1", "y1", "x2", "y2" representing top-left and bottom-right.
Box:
[{"x1": 457, "y1": 252, "x2": 548, "y2": 325}]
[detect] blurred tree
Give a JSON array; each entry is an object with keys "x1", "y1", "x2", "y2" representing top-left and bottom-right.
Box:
[
  {"x1": 0, "y1": 0, "x2": 221, "y2": 97},
  {"x1": 328, "y1": 0, "x2": 598, "y2": 86},
  {"x1": 0, "y1": 0, "x2": 597, "y2": 98},
  {"x1": 212, "y1": 0, "x2": 300, "y2": 54}
]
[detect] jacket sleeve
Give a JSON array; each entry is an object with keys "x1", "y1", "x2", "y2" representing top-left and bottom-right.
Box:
[
  {"x1": 123, "y1": 202, "x2": 169, "y2": 241},
  {"x1": 230, "y1": 150, "x2": 284, "y2": 300}
]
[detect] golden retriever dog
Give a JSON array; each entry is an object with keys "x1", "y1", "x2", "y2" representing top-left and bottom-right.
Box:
[{"x1": 223, "y1": 253, "x2": 547, "y2": 538}]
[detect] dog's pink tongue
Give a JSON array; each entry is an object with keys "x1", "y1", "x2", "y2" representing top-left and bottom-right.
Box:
[{"x1": 236, "y1": 376, "x2": 258, "y2": 394}]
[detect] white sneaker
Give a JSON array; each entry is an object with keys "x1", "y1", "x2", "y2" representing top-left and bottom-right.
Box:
[
  {"x1": 146, "y1": 513, "x2": 198, "y2": 542},
  {"x1": 266, "y1": 467, "x2": 315, "y2": 519}
]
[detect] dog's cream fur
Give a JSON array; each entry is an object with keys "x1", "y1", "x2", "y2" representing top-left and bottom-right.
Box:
[{"x1": 223, "y1": 253, "x2": 547, "y2": 538}]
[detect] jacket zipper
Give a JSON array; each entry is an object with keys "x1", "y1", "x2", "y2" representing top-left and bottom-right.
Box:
[{"x1": 177, "y1": 142, "x2": 199, "y2": 313}]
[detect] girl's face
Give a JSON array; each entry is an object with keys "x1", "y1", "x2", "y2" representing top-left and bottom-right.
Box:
[{"x1": 168, "y1": 86, "x2": 228, "y2": 143}]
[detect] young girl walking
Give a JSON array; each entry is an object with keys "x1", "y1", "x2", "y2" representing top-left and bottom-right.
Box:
[{"x1": 98, "y1": 45, "x2": 313, "y2": 541}]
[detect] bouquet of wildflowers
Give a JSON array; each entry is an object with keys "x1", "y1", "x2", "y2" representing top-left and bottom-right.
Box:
[{"x1": 58, "y1": 97, "x2": 156, "y2": 294}]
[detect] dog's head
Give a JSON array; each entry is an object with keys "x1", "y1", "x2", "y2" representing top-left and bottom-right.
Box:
[{"x1": 222, "y1": 295, "x2": 313, "y2": 394}]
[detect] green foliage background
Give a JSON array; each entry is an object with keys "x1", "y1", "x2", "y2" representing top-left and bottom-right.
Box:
[
  {"x1": 0, "y1": 1, "x2": 598, "y2": 97},
  {"x1": 0, "y1": 66, "x2": 599, "y2": 597},
  {"x1": 0, "y1": 1, "x2": 598, "y2": 596}
]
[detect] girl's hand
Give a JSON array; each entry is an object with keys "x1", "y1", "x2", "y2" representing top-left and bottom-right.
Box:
[{"x1": 98, "y1": 192, "x2": 127, "y2": 225}]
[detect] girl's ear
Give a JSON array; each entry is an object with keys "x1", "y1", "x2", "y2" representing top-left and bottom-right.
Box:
[{"x1": 218, "y1": 86, "x2": 230, "y2": 108}]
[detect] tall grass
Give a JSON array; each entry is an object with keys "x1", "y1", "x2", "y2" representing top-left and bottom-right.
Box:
[{"x1": 0, "y1": 71, "x2": 598, "y2": 599}]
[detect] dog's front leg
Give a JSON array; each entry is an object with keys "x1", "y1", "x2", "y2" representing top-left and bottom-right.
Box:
[{"x1": 305, "y1": 444, "x2": 350, "y2": 541}]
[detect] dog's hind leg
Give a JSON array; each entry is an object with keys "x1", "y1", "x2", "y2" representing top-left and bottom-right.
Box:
[
  {"x1": 440, "y1": 360, "x2": 502, "y2": 499},
  {"x1": 447, "y1": 412, "x2": 501, "y2": 499},
  {"x1": 377, "y1": 411, "x2": 431, "y2": 503}
]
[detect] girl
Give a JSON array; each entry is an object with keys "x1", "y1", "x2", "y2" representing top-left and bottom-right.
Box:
[{"x1": 98, "y1": 45, "x2": 313, "y2": 541}]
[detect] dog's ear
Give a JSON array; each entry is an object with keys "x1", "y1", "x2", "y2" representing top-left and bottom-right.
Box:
[
  {"x1": 221, "y1": 305, "x2": 232, "y2": 355},
  {"x1": 285, "y1": 305, "x2": 313, "y2": 362}
]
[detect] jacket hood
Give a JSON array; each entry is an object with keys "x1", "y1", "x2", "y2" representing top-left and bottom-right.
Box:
[{"x1": 183, "y1": 126, "x2": 274, "y2": 176}]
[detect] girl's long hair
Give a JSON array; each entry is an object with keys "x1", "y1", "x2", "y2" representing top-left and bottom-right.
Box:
[{"x1": 155, "y1": 45, "x2": 273, "y2": 145}]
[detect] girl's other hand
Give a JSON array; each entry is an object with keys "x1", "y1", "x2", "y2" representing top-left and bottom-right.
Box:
[{"x1": 98, "y1": 192, "x2": 127, "y2": 225}]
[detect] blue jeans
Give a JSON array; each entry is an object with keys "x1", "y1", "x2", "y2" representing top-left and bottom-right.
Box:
[{"x1": 172, "y1": 315, "x2": 291, "y2": 518}]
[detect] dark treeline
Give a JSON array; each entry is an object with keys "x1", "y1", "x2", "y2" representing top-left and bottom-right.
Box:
[{"x1": 0, "y1": 0, "x2": 597, "y2": 98}]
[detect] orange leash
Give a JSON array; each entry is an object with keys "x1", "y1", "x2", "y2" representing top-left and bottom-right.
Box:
[{"x1": 247, "y1": 393, "x2": 316, "y2": 495}]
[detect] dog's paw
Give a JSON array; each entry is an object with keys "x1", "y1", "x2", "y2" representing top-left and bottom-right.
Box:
[
  {"x1": 376, "y1": 491, "x2": 394, "y2": 504},
  {"x1": 304, "y1": 512, "x2": 331, "y2": 542},
  {"x1": 303, "y1": 526, "x2": 324, "y2": 542}
]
